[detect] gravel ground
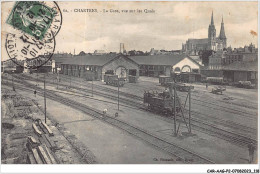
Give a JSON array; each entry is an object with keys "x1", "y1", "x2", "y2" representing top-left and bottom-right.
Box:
[
  {"x1": 1, "y1": 87, "x2": 96, "y2": 164},
  {"x1": 7, "y1": 85, "x2": 183, "y2": 164}
]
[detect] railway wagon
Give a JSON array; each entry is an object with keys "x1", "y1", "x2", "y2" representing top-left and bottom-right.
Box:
[
  {"x1": 143, "y1": 90, "x2": 180, "y2": 115},
  {"x1": 159, "y1": 75, "x2": 173, "y2": 86},
  {"x1": 171, "y1": 73, "x2": 202, "y2": 83},
  {"x1": 176, "y1": 83, "x2": 194, "y2": 92},
  {"x1": 128, "y1": 75, "x2": 138, "y2": 83},
  {"x1": 206, "y1": 77, "x2": 224, "y2": 84},
  {"x1": 165, "y1": 82, "x2": 194, "y2": 92},
  {"x1": 104, "y1": 74, "x2": 125, "y2": 87},
  {"x1": 83, "y1": 71, "x2": 95, "y2": 81}
]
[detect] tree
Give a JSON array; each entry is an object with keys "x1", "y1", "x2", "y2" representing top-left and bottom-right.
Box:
[
  {"x1": 78, "y1": 51, "x2": 86, "y2": 56},
  {"x1": 200, "y1": 50, "x2": 213, "y2": 66}
]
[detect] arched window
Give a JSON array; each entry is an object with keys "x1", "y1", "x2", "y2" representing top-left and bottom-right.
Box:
[
  {"x1": 181, "y1": 65, "x2": 191, "y2": 72},
  {"x1": 174, "y1": 67, "x2": 181, "y2": 72}
]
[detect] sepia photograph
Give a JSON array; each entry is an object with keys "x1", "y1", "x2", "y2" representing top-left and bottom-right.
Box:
[{"x1": 1, "y1": 0, "x2": 259, "y2": 173}]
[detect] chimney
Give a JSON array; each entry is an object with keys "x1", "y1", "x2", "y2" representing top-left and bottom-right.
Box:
[{"x1": 120, "y1": 43, "x2": 124, "y2": 53}]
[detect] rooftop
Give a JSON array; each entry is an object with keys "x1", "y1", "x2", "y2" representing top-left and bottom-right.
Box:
[
  {"x1": 129, "y1": 54, "x2": 195, "y2": 66},
  {"x1": 61, "y1": 54, "x2": 117, "y2": 66},
  {"x1": 222, "y1": 61, "x2": 258, "y2": 71}
]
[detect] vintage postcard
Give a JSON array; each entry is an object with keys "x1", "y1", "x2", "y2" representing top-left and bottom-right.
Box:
[{"x1": 1, "y1": 1, "x2": 259, "y2": 173}]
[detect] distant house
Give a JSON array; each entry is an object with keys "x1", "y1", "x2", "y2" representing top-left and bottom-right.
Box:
[
  {"x1": 223, "y1": 44, "x2": 258, "y2": 65},
  {"x1": 1, "y1": 59, "x2": 23, "y2": 73},
  {"x1": 93, "y1": 50, "x2": 106, "y2": 55}
]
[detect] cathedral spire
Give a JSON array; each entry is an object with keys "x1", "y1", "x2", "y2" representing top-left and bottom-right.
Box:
[
  {"x1": 211, "y1": 11, "x2": 214, "y2": 25},
  {"x1": 219, "y1": 15, "x2": 226, "y2": 39}
]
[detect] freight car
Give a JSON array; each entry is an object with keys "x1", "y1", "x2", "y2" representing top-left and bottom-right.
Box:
[
  {"x1": 206, "y1": 77, "x2": 225, "y2": 85},
  {"x1": 83, "y1": 71, "x2": 95, "y2": 81},
  {"x1": 128, "y1": 75, "x2": 138, "y2": 83},
  {"x1": 164, "y1": 82, "x2": 194, "y2": 92},
  {"x1": 143, "y1": 90, "x2": 180, "y2": 115},
  {"x1": 104, "y1": 74, "x2": 125, "y2": 87},
  {"x1": 175, "y1": 83, "x2": 194, "y2": 92},
  {"x1": 159, "y1": 75, "x2": 173, "y2": 86}
]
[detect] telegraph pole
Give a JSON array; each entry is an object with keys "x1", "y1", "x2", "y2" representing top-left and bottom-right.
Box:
[
  {"x1": 92, "y1": 76, "x2": 94, "y2": 97},
  {"x1": 56, "y1": 70, "x2": 59, "y2": 89},
  {"x1": 70, "y1": 75, "x2": 72, "y2": 88},
  {"x1": 173, "y1": 83, "x2": 177, "y2": 136},
  {"x1": 188, "y1": 86, "x2": 191, "y2": 133},
  {"x1": 117, "y1": 78, "x2": 119, "y2": 110},
  {"x1": 44, "y1": 74, "x2": 47, "y2": 123}
]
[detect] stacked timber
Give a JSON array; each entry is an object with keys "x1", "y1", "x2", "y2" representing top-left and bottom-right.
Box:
[{"x1": 27, "y1": 119, "x2": 58, "y2": 164}]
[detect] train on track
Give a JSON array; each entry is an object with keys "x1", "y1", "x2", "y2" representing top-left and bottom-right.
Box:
[{"x1": 143, "y1": 89, "x2": 181, "y2": 115}]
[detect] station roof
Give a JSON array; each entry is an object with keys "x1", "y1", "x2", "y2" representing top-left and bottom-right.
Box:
[
  {"x1": 129, "y1": 54, "x2": 197, "y2": 66},
  {"x1": 60, "y1": 54, "x2": 200, "y2": 67},
  {"x1": 61, "y1": 54, "x2": 117, "y2": 66},
  {"x1": 222, "y1": 61, "x2": 258, "y2": 72}
]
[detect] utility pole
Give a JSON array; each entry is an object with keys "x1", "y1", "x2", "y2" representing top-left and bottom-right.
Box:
[
  {"x1": 56, "y1": 70, "x2": 59, "y2": 89},
  {"x1": 118, "y1": 78, "x2": 119, "y2": 110},
  {"x1": 44, "y1": 74, "x2": 47, "y2": 123},
  {"x1": 92, "y1": 76, "x2": 93, "y2": 97},
  {"x1": 70, "y1": 74, "x2": 72, "y2": 88},
  {"x1": 173, "y1": 83, "x2": 177, "y2": 136},
  {"x1": 188, "y1": 86, "x2": 191, "y2": 133}
]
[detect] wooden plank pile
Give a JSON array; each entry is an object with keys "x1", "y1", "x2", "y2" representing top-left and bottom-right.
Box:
[{"x1": 27, "y1": 119, "x2": 58, "y2": 164}]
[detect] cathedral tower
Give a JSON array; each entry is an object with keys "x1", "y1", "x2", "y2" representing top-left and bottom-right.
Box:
[
  {"x1": 208, "y1": 11, "x2": 216, "y2": 50},
  {"x1": 219, "y1": 16, "x2": 227, "y2": 48}
]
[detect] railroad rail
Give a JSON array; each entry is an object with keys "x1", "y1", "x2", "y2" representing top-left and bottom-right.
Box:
[
  {"x1": 47, "y1": 73, "x2": 258, "y2": 119},
  {"x1": 3, "y1": 79, "x2": 214, "y2": 164},
  {"x1": 6, "y1": 75, "x2": 258, "y2": 147},
  {"x1": 18, "y1": 74, "x2": 258, "y2": 130}
]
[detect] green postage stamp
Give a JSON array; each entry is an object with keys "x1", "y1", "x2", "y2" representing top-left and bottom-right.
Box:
[{"x1": 6, "y1": 1, "x2": 55, "y2": 40}]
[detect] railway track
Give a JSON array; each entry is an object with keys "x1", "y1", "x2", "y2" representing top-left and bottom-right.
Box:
[
  {"x1": 2, "y1": 80, "x2": 215, "y2": 164},
  {"x1": 51, "y1": 73, "x2": 258, "y2": 119},
  {"x1": 30, "y1": 74, "x2": 257, "y2": 133},
  {"x1": 5, "y1": 75, "x2": 257, "y2": 148},
  {"x1": 63, "y1": 75, "x2": 257, "y2": 132},
  {"x1": 8, "y1": 75, "x2": 257, "y2": 143}
]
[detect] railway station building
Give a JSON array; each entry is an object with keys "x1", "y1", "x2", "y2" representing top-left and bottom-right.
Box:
[
  {"x1": 60, "y1": 54, "x2": 139, "y2": 81},
  {"x1": 129, "y1": 54, "x2": 201, "y2": 77},
  {"x1": 222, "y1": 61, "x2": 258, "y2": 84}
]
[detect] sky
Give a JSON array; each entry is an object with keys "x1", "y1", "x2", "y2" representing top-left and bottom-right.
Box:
[{"x1": 1, "y1": 1, "x2": 258, "y2": 59}]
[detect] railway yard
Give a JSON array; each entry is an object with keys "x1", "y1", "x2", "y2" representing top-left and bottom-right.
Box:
[{"x1": 1, "y1": 73, "x2": 258, "y2": 164}]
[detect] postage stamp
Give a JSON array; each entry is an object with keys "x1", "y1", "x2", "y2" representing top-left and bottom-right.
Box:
[{"x1": 6, "y1": 1, "x2": 55, "y2": 40}]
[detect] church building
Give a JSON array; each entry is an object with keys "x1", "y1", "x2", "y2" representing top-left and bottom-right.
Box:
[{"x1": 182, "y1": 12, "x2": 227, "y2": 55}]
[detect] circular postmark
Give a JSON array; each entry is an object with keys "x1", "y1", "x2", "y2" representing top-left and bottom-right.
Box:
[
  {"x1": 5, "y1": 30, "x2": 56, "y2": 69},
  {"x1": 5, "y1": 1, "x2": 62, "y2": 69},
  {"x1": 41, "y1": 1, "x2": 63, "y2": 38}
]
